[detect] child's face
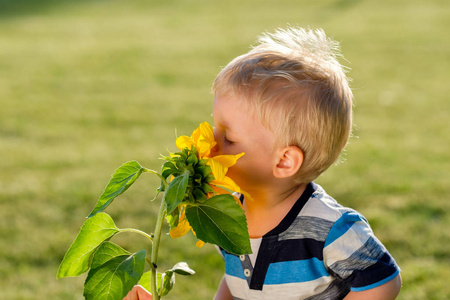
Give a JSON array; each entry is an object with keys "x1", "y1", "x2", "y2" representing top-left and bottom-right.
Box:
[{"x1": 212, "y1": 94, "x2": 279, "y2": 193}]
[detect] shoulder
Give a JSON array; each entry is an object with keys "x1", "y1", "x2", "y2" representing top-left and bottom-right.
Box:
[
  {"x1": 277, "y1": 184, "x2": 365, "y2": 250},
  {"x1": 301, "y1": 183, "x2": 359, "y2": 222},
  {"x1": 307, "y1": 186, "x2": 401, "y2": 292},
  {"x1": 302, "y1": 185, "x2": 378, "y2": 252}
]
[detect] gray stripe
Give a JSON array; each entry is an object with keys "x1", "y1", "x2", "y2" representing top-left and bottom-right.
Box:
[
  {"x1": 328, "y1": 236, "x2": 385, "y2": 279},
  {"x1": 240, "y1": 254, "x2": 253, "y2": 286},
  {"x1": 279, "y1": 216, "x2": 334, "y2": 241},
  {"x1": 304, "y1": 278, "x2": 350, "y2": 300}
]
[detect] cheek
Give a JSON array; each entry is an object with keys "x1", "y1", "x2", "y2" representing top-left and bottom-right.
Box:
[
  {"x1": 227, "y1": 154, "x2": 271, "y2": 186},
  {"x1": 226, "y1": 156, "x2": 247, "y2": 178},
  {"x1": 226, "y1": 164, "x2": 248, "y2": 188}
]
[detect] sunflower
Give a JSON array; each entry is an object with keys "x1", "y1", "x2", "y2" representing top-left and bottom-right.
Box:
[{"x1": 162, "y1": 122, "x2": 247, "y2": 246}]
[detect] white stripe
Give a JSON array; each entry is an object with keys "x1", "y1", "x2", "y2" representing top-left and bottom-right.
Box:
[
  {"x1": 262, "y1": 276, "x2": 332, "y2": 300},
  {"x1": 225, "y1": 274, "x2": 334, "y2": 300},
  {"x1": 324, "y1": 221, "x2": 371, "y2": 266},
  {"x1": 225, "y1": 275, "x2": 249, "y2": 299},
  {"x1": 300, "y1": 196, "x2": 342, "y2": 222},
  {"x1": 249, "y1": 238, "x2": 262, "y2": 266}
]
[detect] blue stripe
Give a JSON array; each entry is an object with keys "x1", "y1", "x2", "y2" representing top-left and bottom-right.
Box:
[
  {"x1": 222, "y1": 251, "x2": 245, "y2": 279},
  {"x1": 264, "y1": 258, "x2": 329, "y2": 285},
  {"x1": 350, "y1": 269, "x2": 400, "y2": 292},
  {"x1": 325, "y1": 211, "x2": 364, "y2": 247}
]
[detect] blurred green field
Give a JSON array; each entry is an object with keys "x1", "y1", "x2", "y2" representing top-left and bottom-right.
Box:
[{"x1": 0, "y1": 0, "x2": 449, "y2": 299}]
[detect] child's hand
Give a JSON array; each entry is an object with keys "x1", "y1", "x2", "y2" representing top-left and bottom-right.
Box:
[{"x1": 123, "y1": 285, "x2": 152, "y2": 300}]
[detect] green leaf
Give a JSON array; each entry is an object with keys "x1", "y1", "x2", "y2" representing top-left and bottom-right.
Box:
[
  {"x1": 170, "y1": 262, "x2": 195, "y2": 276},
  {"x1": 89, "y1": 161, "x2": 144, "y2": 217},
  {"x1": 186, "y1": 194, "x2": 251, "y2": 255},
  {"x1": 83, "y1": 249, "x2": 146, "y2": 300},
  {"x1": 57, "y1": 213, "x2": 119, "y2": 278},
  {"x1": 160, "y1": 271, "x2": 175, "y2": 297},
  {"x1": 90, "y1": 241, "x2": 130, "y2": 270},
  {"x1": 138, "y1": 271, "x2": 154, "y2": 293},
  {"x1": 139, "y1": 263, "x2": 194, "y2": 297},
  {"x1": 165, "y1": 171, "x2": 189, "y2": 214}
]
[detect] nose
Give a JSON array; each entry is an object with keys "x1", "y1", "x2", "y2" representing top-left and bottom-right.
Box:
[
  {"x1": 210, "y1": 143, "x2": 219, "y2": 156},
  {"x1": 210, "y1": 130, "x2": 220, "y2": 156}
]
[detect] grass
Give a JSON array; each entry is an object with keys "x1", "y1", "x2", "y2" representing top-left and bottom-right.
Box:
[{"x1": 0, "y1": 0, "x2": 449, "y2": 299}]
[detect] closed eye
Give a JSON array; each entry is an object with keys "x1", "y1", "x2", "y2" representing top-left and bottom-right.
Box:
[{"x1": 224, "y1": 135, "x2": 235, "y2": 145}]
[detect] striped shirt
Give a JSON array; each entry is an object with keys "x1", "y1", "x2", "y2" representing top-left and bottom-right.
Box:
[{"x1": 220, "y1": 183, "x2": 400, "y2": 300}]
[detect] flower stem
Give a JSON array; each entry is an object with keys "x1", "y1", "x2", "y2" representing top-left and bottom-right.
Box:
[
  {"x1": 151, "y1": 193, "x2": 167, "y2": 300},
  {"x1": 144, "y1": 168, "x2": 168, "y2": 189},
  {"x1": 118, "y1": 228, "x2": 153, "y2": 243}
]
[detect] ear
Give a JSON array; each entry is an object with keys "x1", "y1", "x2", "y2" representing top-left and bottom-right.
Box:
[{"x1": 273, "y1": 146, "x2": 304, "y2": 179}]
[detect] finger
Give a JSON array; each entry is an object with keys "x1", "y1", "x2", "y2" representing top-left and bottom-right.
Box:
[
  {"x1": 123, "y1": 285, "x2": 140, "y2": 300},
  {"x1": 136, "y1": 285, "x2": 153, "y2": 299}
]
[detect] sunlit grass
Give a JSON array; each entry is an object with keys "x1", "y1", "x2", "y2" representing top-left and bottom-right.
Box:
[{"x1": 0, "y1": 0, "x2": 448, "y2": 299}]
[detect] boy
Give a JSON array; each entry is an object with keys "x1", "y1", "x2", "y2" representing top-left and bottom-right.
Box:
[
  {"x1": 211, "y1": 27, "x2": 401, "y2": 299},
  {"x1": 125, "y1": 27, "x2": 401, "y2": 300}
]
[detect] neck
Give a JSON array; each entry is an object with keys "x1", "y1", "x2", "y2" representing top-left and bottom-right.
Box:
[{"x1": 243, "y1": 182, "x2": 307, "y2": 238}]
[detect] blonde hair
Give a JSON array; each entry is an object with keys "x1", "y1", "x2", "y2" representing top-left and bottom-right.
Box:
[{"x1": 212, "y1": 27, "x2": 353, "y2": 184}]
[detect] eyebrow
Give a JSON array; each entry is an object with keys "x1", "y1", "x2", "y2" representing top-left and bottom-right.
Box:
[{"x1": 212, "y1": 114, "x2": 232, "y2": 130}]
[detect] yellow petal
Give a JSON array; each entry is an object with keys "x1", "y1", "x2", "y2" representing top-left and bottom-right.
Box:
[
  {"x1": 197, "y1": 122, "x2": 215, "y2": 145},
  {"x1": 212, "y1": 153, "x2": 244, "y2": 168},
  {"x1": 197, "y1": 138, "x2": 214, "y2": 158},
  {"x1": 211, "y1": 184, "x2": 230, "y2": 195},
  {"x1": 210, "y1": 185, "x2": 243, "y2": 208},
  {"x1": 186, "y1": 122, "x2": 216, "y2": 158},
  {"x1": 212, "y1": 175, "x2": 241, "y2": 193},
  {"x1": 190, "y1": 126, "x2": 202, "y2": 144},
  {"x1": 169, "y1": 211, "x2": 192, "y2": 238},
  {"x1": 240, "y1": 190, "x2": 254, "y2": 202},
  {"x1": 176, "y1": 135, "x2": 194, "y2": 151},
  {"x1": 196, "y1": 122, "x2": 216, "y2": 158},
  {"x1": 196, "y1": 240, "x2": 205, "y2": 248},
  {"x1": 206, "y1": 158, "x2": 227, "y2": 181},
  {"x1": 169, "y1": 221, "x2": 191, "y2": 238}
]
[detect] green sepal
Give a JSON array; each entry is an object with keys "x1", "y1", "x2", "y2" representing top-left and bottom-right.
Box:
[
  {"x1": 57, "y1": 212, "x2": 119, "y2": 278},
  {"x1": 201, "y1": 182, "x2": 215, "y2": 194},
  {"x1": 187, "y1": 152, "x2": 198, "y2": 165},
  {"x1": 196, "y1": 165, "x2": 212, "y2": 179},
  {"x1": 188, "y1": 145, "x2": 198, "y2": 156},
  {"x1": 165, "y1": 171, "x2": 190, "y2": 214},
  {"x1": 197, "y1": 158, "x2": 207, "y2": 166},
  {"x1": 186, "y1": 194, "x2": 251, "y2": 255},
  {"x1": 193, "y1": 173, "x2": 203, "y2": 186},
  {"x1": 178, "y1": 149, "x2": 188, "y2": 162},
  {"x1": 89, "y1": 161, "x2": 144, "y2": 217},
  {"x1": 204, "y1": 173, "x2": 215, "y2": 183},
  {"x1": 192, "y1": 188, "x2": 207, "y2": 203},
  {"x1": 83, "y1": 249, "x2": 146, "y2": 300},
  {"x1": 166, "y1": 206, "x2": 180, "y2": 230},
  {"x1": 161, "y1": 161, "x2": 178, "y2": 180},
  {"x1": 175, "y1": 161, "x2": 186, "y2": 171}
]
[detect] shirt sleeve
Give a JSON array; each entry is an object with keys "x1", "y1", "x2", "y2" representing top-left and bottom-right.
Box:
[{"x1": 323, "y1": 210, "x2": 400, "y2": 291}]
